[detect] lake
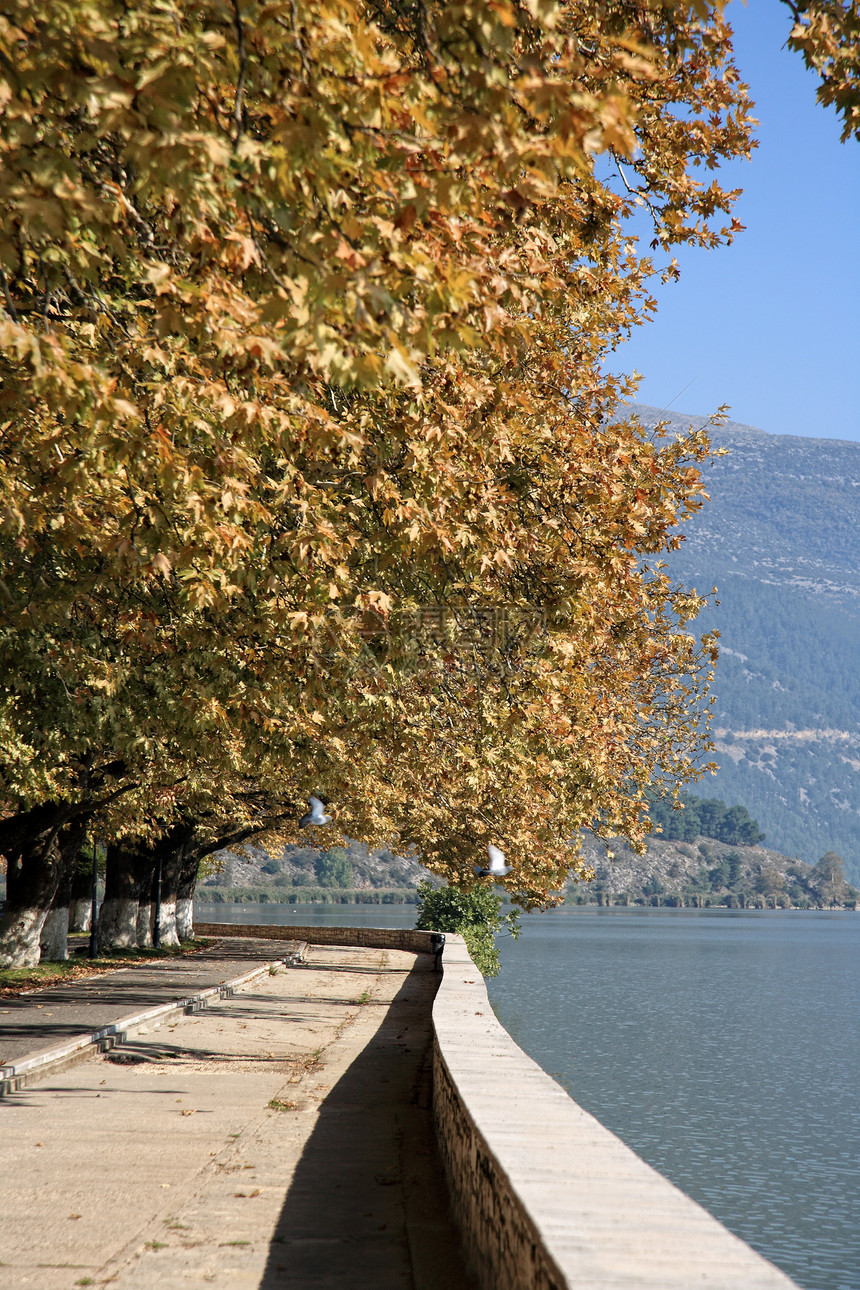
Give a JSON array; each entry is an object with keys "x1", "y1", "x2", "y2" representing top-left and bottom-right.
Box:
[{"x1": 195, "y1": 902, "x2": 860, "y2": 1290}]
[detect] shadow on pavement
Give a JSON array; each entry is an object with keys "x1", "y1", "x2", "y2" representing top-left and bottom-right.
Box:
[
  {"x1": 259, "y1": 955, "x2": 477, "y2": 1290},
  {"x1": 0, "y1": 941, "x2": 303, "y2": 1066}
]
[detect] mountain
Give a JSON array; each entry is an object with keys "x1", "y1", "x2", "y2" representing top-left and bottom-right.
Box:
[
  {"x1": 198, "y1": 838, "x2": 435, "y2": 905},
  {"x1": 630, "y1": 404, "x2": 860, "y2": 881}
]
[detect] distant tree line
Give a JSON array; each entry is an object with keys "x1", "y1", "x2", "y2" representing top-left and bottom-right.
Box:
[
  {"x1": 202, "y1": 888, "x2": 418, "y2": 906},
  {"x1": 647, "y1": 793, "x2": 765, "y2": 846},
  {"x1": 570, "y1": 846, "x2": 858, "y2": 910}
]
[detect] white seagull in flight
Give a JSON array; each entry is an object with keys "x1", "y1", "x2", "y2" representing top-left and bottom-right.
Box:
[
  {"x1": 299, "y1": 795, "x2": 332, "y2": 828},
  {"x1": 475, "y1": 844, "x2": 511, "y2": 877}
]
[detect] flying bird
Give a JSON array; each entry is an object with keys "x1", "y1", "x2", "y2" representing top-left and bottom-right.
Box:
[
  {"x1": 475, "y1": 843, "x2": 511, "y2": 877},
  {"x1": 299, "y1": 795, "x2": 332, "y2": 828}
]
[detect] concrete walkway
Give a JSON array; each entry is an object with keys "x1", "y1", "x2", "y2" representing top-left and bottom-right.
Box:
[
  {"x1": 0, "y1": 943, "x2": 476, "y2": 1290},
  {"x1": 0, "y1": 938, "x2": 303, "y2": 1070}
]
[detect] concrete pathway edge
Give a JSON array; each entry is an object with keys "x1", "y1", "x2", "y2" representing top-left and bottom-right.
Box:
[{"x1": 0, "y1": 942, "x2": 307, "y2": 1097}]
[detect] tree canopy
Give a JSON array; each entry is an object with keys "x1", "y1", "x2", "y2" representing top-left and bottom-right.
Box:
[
  {"x1": 782, "y1": 1, "x2": 860, "y2": 142},
  {"x1": 0, "y1": 0, "x2": 767, "y2": 962}
]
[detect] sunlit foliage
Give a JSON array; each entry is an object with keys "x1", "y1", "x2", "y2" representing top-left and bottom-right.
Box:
[
  {"x1": 782, "y1": 1, "x2": 860, "y2": 141},
  {"x1": 0, "y1": 1, "x2": 761, "y2": 962}
]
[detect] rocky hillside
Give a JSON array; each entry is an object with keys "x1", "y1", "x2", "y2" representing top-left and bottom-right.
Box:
[
  {"x1": 194, "y1": 829, "x2": 859, "y2": 913},
  {"x1": 570, "y1": 834, "x2": 859, "y2": 910},
  {"x1": 197, "y1": 838, "x2": 435, "y2": 904},
  {"x1": 630, "y1": 403, "x2": 860, "y2": 881}
]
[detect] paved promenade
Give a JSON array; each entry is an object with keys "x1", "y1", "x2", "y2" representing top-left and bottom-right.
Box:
[
  {"x1": 0, "y1": 939, "x2": 303, "y2": 1070},
  {"x1": 0, "y1": 941, "x2": 475, "y2": 1290}
]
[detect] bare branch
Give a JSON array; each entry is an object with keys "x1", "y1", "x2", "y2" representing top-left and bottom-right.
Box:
[{"x1": 232, "y1": 0, "x2": 247, "y2": 148}]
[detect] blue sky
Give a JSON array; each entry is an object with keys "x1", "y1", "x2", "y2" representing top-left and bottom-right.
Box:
[{"x1": 612, "y1": 2, "x2": 860, "y2": 443}]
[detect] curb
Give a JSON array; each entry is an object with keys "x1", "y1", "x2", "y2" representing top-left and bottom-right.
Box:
[{"x1": 0, "y1": 941, "x2": 308, "y2": 1097}]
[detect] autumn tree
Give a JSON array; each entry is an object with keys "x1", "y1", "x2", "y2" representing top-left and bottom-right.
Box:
[
  {"x1": 93, "y1": 794, "x2": 299, "y2": 951},
  {"x1": 1, "y1": 1, "x2": 756, "y2": 964}
]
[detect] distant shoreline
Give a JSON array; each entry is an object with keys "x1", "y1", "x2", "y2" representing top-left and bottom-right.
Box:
[
  {"x1": 193, "y1": 897, "x2": 858, "y2": 915},
  {"x1": 197, "y1": 887, "x2": 420, "y2": 906}
]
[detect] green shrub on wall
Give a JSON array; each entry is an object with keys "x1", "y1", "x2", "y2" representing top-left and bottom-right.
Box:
[{"x1": 415, "y1": 881, "x2": 519, "y2": 978}]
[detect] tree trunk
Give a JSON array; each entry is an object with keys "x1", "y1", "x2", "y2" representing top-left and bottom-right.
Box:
[
  {"x1": 40, "y1": 865, "x2": 72, "y2": 963},
  {"x1": 40, "y1": 905, "x2": 70, "y2": 961},
  {"x1": 157, "y1": 890, "x2": 179, "y2": 947},
  {"x1": 176, "y1": 847, "x2": 200, "y2": 941},
  {"x1": 175, "y1": 896, "x2": 193, "y2": 941},
  {"x1": 69, "y1": 846, "x2": 96, "y2": 933},
  {"x1": 98, "y1": 840, "x2": 152, "y2": 951},
  {"x1": 69, "y1": 898, "x2": 92, "y2": 932},
  {"x1": 137, "y1": 845, "x2": 164, "y2": 949},
  {"x1": 0, "y1": 816, "x2": 64, "y2": 967},
  {"x1": 155, "y1": 825, "x2": 195, "y2": 948},
  {"x1": 0, "y1": 801, "x2": 70, "y2": 862},
  {"x1": 136, "y1": 889, "x2": 155, "y2": 948},
  {"x1": 40, "y1": 818, "x2": 91, "y2": 962}
]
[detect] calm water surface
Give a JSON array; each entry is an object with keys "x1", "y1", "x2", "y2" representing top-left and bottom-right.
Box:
[
  {"x1": 194, "y1": 901, "x2": 417, "y2": 929},
  {"x1": 197, "y1": 902, "x2": 860, "y2": 1290},
  {"x1": 488, "y1": 908, "x2": 860, "y2": 1290}
]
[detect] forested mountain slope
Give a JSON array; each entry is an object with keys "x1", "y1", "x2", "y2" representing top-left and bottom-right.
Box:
[{"x1": 631, "y1": 405, "x2": 860, "y2": 880}]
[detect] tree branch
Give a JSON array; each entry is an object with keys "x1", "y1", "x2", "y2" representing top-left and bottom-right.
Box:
[{"x1": 232, "y1": 0, "x2": 247, "y2": 148}]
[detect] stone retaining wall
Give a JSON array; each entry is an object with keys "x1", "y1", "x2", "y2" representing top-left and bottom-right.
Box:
[
  {"x1": 195, "y1": 921, "x2": 436, "y2": 955},
  {"x1": 432, "y1": 1032, "x2": 566, "y2": 1289}
]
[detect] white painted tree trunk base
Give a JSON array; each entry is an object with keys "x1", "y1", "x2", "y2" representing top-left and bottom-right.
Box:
[
  {"x1": 98, "y1": 897, "x2": 138, "y2": 951},
  {"x1": 157, "y1": 899, "x2": 180, "y2": 948},
  {"x1": 69, "y1": 897, "x2": 92, "y2": 933},
  {"x1": 40, "y1": 907, "x2": 69, "y2": 961},
  {"x1": 136, "y1": 901, "x2": 154, "y2": 948},
  {"x1": 0, "y1": 906, "x2": 50, "y2": 968},
  {"x1": 176, "y1": 897, "x2": 193, "y2": 941}
]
